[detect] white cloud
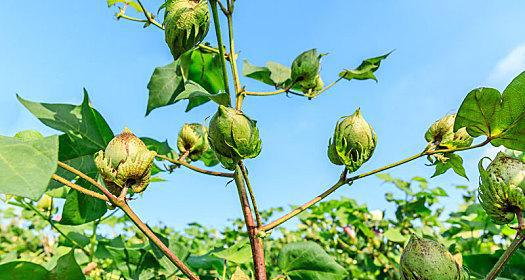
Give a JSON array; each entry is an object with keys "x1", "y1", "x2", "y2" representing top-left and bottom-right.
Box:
[{"x1": 488, "y1": 44, "x2": 525, "y2": 87}]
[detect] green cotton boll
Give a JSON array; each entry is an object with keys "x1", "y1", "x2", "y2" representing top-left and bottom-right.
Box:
[
  {"x1": 401, "y1": 235, "x2": 467, "y2": 280},
  {"x1": 300, "y1": 75, "x2": 324, "y2": 96},
  {"x1": 291, "y1": 49, "x2": 323, "y2": 84},
  {"x1": 327, "y1": 108, "x2": 377, "y2": 173},
  {"x1": 478, "y1": 152, "x2": 525, "y2": 224},
  {"x1": 425, "y1": 114, "x2": 473, "y2": 149},
  {"x1": 177, "y1": 123, "x2": 209, "y2": 161},
  {"x1": 94, "y1": 128, "x2": 157, "y2": 194},
  {"x1": 208, "y1": 105, "x2": 262, "y2": 170},
  {"x1": 164, "y1": 0, "x2": 210, "y2": 59}
]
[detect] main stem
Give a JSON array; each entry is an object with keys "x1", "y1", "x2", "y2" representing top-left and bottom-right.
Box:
[
  {"x1": 485, "y1": 230, "x2": 525, "y2": 280},
  {"x1": 210, "y1": 0, "x2": 232, "y2": 105},
  {"x1": 234, "y1": 165, "x2": 267, "y2": 280}
]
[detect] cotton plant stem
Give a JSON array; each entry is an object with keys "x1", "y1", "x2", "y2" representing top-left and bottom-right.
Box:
[
  {"x1": 135, "y1": 0, "x2": 164, "y2": 29},
  {"x1": 484, "y1": 230, "x2": 525, "y2": 280},
  {"x1": 22, "y1": 200, "x2": 91, "y2": 256},
  {"x1": 209, "y1": 0, "x2": 232, "y2": 104},
  {"x1": 57, "y1": 161, "x2": 116, "y2": 200},
  {"x1": 119, "y1": 203, "x2": 200, "y2": 280},
  {"x1": 239, "y1": 161, "x2": 262, "y2": 227},
  {"x1": 309, "y1": 76, "x2": 344, "y2": 99},
  {"x1": 224, "y1": 2, "x2": 243, "y2": 110},
  {"x1": 55, "y1": 162, "x2": 199, "y2": 280},
  {"x1": 156, "y1": 154, "x2": 234, "y2": 178},
  {"x1": 51, "y1": 174, "x2": 109, "y2": 202},
  {"x1": 262, "y1": 138, "x2": 491, "y2": 231},
  {"x1": 233, "y1": 165, "x2": 267, "y2": 280}
]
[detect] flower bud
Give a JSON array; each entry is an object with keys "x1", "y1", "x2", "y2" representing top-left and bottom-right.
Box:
[
  {"x1": 425, "y1": 114, "x2": 473, "y2": 150},
  {"x1": 327, "y1": 108, "x2": 377, "y2": 172},
  {"x1": 478, "y1": 152, "x2": 525, "y2": 224},
  {"x1": 401, "y1": 235, "x2": 467, "y2": 280},
  {"x1": 95, "y1": 128, "x2": 156, "y2": 195},
  {"x1": 177, "y1": 123, "x2": 209, "y2": 161},
  {"x1": 164, "y1": 0, "x2": 210, "y2": 59},
  {"x1": 291, "y1": 49, "x2": 324, "y2": 95},
  {"x1": 208, "y1": 105, "x2": 262, "y2": 170}
]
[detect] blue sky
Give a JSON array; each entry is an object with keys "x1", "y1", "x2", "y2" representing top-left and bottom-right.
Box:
[{"x1": 2, "y1": 0, "x2": 525, "y2": 229}]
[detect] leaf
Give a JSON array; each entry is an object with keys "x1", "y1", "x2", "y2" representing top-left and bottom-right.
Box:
[
  {"x1": 454, "y1": 87, "x2": 502, "y2": 138},
  {"x1": 455, "y1": 72, "x2": 525, "y2": 151},
  {"x1": 175, "y1": 81, "x2": 230, "y2": 109},
  {"x1": 141, "y1": 137, "x2": 174, "y2": 156},
  {"x1": 211, "y1": 240, "x2": 252, "y2": 264},
  {"x1": 187, "y1": 254, "x2": 224, "y2": 272},
  {"x1": 0, "y1": 133, "x2": 58, "y2": 200},
  {"x1": 339, "y1": 51, "x2": 391, "y2": 82},
  {"x1": 107, "y1": 0, "x2": 143, "y2": 12},
  {"x1": 198, "y1": 148, "x2": 219, "y2": 167},
  {"x1": 242, "y1": 60, "x2": 292, "y2": 88},
  {"x1": 0, "y1": 262, "x2": 49, "y2": 280},
  {"x1": 147, "y1": 49, "x2": 228, "y2": 115},
  {"x1": 17, "y1": 90, "x2": 114, "y2": 161},
  {"x1": 383, "y1": 228, "x2": 407, "y2": 243},
  {"x1": 146, "y1": 61, "x2": 185, "y2": 115},
  {"x1": 431, "y1": 154, "x2": 468, "y2": 179},
  {"x1": 48, "y1": 250, "x2": 85, "y2": 280},
  {"x1": 278, "y1": 241, "x2": 347, "y2": 280},
  {"x1": 231, "y1": 267, "x2": 250, "y2": 280}
]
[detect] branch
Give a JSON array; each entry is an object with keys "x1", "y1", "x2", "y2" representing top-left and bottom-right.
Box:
[
  {"x1": 221, "y1": 1, "x2": 243, "y2": 109},
  {"x1": 55, "y1": 162, "x2": 199, "y2": 280},
  {"x1": 135, "y1": 0, "x2": 164, "y2": 30},
  {"x1": 156, "y1": 154, "x2": 234, "y2": 178},
  {"x1": 261, "y1": 138, "x2": 491, "y2": 231},
  {"x1": 57, "y1": 161, "x2": 116, "y2": 201},
  {"x1": 485, "y1": 230, "x2": 525, "y2": 280},
  {"x1": 233, "y1": 165, "x2": 267, "y2": 280},
  {"x1": 119, "y1": 203, "x2": 199, "y2": 280},
  {"x1": 239, "y1": 162, "x2": 262, "y2": 227},
  {"x1": 308, "y1": 76, "x2": 344, "y2": 99},
  {"x1": 51, "y1": 174, "x2": 109, "y2": 202}
]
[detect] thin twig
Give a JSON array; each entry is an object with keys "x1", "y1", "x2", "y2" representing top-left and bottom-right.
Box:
[
  {"x1": 136, "y1": 0, "x2": 164, "y2": 29},
  {"x1": 57, "y1": 161, "x2": 116, "y2": 201},
  {"x1": 239, "y1": 161, "x2": 262, "y2": 227},
  {"x1": 262, "y1": 138, "x2": 491, "y2": 231},
  {"x1": 51, "y1": 174, "x2": 109, "y2": 202},
  {"x1": 484, "y1": 230, "x2": 525, "y2": 280},
  {"x1": 156, "y1": 154, "x2": 234, "y2": 178}
]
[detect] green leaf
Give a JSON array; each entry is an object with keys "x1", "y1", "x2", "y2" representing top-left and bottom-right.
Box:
[
  {"x1": 147, "y1": 49, "x2": 228, "y2": 115},
  {"x1": 339, "y1": 51, "x2": 391, "y2": 82},
  {"x1": 198, "y1": 148, "x2": 219, "y2": 167},
  {"x1": 0, "y1": 262, "x2": 49, "y2": 280},
  {"x1": 175, "y1": 81, "x2": 229, "y2": 109},
  {"x1": 48, "y1": 250, "x2": 85, "y2": 280},
  {"x1": 17, "y1": 90, "x2": 114, "y2": 161},
  {"x1": 455, "y1": 72, "x2": 525, "y2": 151},
  {"x1": 146, "y1": 61, "x2": 185, "y2": 115},
  {"x1": 211, "y1": 240, "x2": 252, "y2": 264},
  {"x1": 242, "y1": 60, "x2": 292, "y2": 88},
  {"x1": 231, "y1": 267, "x2": 250, "y2": 280},
  {"x1": 0, "y1": 134, "x2": 58, "y2": 200},
  {"x1": 141, "y1": 137, "x2": 174, "y2": 156},
  {"x1": 383, "y1": 228, "x2": 408, "y2": 243},
  {"x1": 278, "y1": 241, "x2": 347, "y2": 280},
  {"x1": 187, "y1": 254, "x2": 224, "y2": 272},
  {"x1": 454, "y1": 87, "x2": 502, "y2": 138},
  {"x1": 107, "y1": 0, "x2": 143, "y2": 12},
  {"x1": 431, "y1": 154, "x2": 468, "y2": 179}
]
